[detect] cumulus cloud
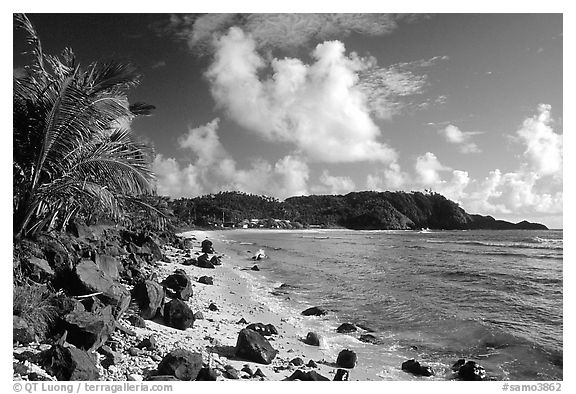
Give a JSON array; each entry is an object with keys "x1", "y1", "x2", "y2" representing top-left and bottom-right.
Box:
[
  {"x1": 313, "y1": 171, "x2": 356, "y2": 195},
  {"x1": 205, "y1": 27, "x2": 398, "y2": 164},
  {"x1": 153, "y1": 119, "x2": 310, "y2": 199},
  {"x1": 439, "y1": 124, "x2": 482, "y2": 153},
  {"x1": 165, "y1": 13, "x2": 419, "y2": 54}
]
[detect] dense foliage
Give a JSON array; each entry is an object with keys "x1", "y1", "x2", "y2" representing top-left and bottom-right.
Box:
[{"x1": 13, "y1": 14, "x2": 161, "y2": 238}]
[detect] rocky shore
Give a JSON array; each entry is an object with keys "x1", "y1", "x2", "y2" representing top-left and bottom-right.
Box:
[{"x1": 13, "y1": 224, "x2": 487, "y2": 381}]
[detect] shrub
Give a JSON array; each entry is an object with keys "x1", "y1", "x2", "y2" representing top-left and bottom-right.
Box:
[{"x1": 13, "y1": 283, "x2": 59, "y2": 339}]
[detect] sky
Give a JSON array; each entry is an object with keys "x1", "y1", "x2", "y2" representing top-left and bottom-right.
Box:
[{"x1": 13, "y1": 12, "x2": 564, "y2": 228}]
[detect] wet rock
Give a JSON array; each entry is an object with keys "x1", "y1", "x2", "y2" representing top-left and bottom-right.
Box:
[
  {"x1": 336, "y1": 349, "x2": 357, "y2": 369},
  {"x1": 162, "y1": 271, "x2": 193, "y2": 301},
  {"x1": 197, "y1": 253, "x2": 215, "y2": 269},
  {"x1": 163, "y1": 299, "x2": 195, "y2": 330},
  {"x1": 235, "y1": 328, "x2": 278, "y2": 364},
  {"x1": 40, "y1": 344, "x2": 100, "y2": 381},
  {"x1": 284, "y1": 370, "x2": 330, "y2": 381},
  {"x1": 301, "y1": 306, "x2": 327, "y2": 316},
  {"x1": 198, "y1": 276, "x2": 214, "y2": 285},
  {"x1": 359, "y1": 334, "x2": 379, "y2": 344},
  {"x1": 336, "y1": 323, "x2": 357, "y2": 333},
  {"x1": 458, "y1": 361, "x2": 486, "y2": 381},
  {"x1": 196, "y1": 367, "x2": 218, "y2": 381},
  {"x1": 13, "y1": 316, "x2": 35, "y2": 344},
  {"x1": 304, "y1": 332, "x2": 321, "y2": 346},
  {"x1": 63, "y1": 305, "x2": 116, "y2": 351},
  {"x1": 334, "y1": 369, "x2": 349, "y2": 381},
  {"x1": 201, "y1": 240, "x2": 215, "y2": 254},
  {"x1": 401, "y1": 359, "x2": 435, "y2": 377},
  {"x1": 132, "y1": 280, "x2": 165, "y2": 319},
  {"x1": 157, "y1": 349, "x2": 203, "y2": 381},
  {"x1": 210, "y1": 255, "x2": 222, "y2": 266},
  {"x1": 127, "y1": 314, "x2": 146, "y2": 328}
]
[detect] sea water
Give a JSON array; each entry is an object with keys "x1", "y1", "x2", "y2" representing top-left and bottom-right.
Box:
[{"x1": 217, "y1": 229, "x2": 563, "y2": 381}]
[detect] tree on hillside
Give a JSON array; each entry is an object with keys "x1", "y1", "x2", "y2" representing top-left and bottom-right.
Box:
[{"x1": 13, "y1": 14, "x2": 160, "y2": 238}]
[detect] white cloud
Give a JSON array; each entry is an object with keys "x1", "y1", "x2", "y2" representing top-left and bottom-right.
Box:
[
  {"x1": 152, "y1": 120, "x2": 310, "y2": 199},
  {"x1": 314, "y1": 171, "x2": 356, "y2": 195},
  {"x1": 516, "y1": 103, "x2": 562, "y2": 177},
  {"x1": 439, "y1": 124, "x2": 482, "y2": 153},
  {"x1": 415, "y1": 152, "x2": 451, "y2": 185},
  {"x1": 205, "y1": 27, "x2": 398, "y2": 164}
]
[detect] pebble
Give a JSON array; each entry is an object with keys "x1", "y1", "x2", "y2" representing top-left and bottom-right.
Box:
[{"x1": 127, "y1": 373, "x2": 143, "y2": 381}]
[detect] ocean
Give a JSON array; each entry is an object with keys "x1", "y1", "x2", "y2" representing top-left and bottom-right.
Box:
[{"x1": 216, "y1": 229, "x2": 563, "y2": 381}]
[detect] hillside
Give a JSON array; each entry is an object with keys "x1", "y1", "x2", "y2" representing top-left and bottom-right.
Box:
[{"x1": 168, "y1": 191, "x2": 547, "y2": 231}]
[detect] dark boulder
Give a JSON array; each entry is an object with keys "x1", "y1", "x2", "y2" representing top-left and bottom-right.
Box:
[
  {"x1": 289, "y1": 357, "x2": 304, "y2": 366},
  {"x1": 302, "y1": 306, "x2": 327, "y2": 316},
  {"x1": 163, "y1": 299, "x2": 195, "y2": 330},
  {"x1": 336, "y1": 323, "x2": 357, "y2": 333},
  {"x1": 193, "y1": 311, "x2": 204, "y2": 320},
  {"x1": 251, "y1": 265, "x2": 260, "y2": 271},
  {"x1": 284, "y1": 370, "x2": 329, "y2": 381},
  {"x1": 307, "y1": 360, "x2": 318, "y2": 368},
  {"x1": 127, "y1": 314, "x2": 146, "y2": 328},
  {"x1": 401, "y1": 359, "x2": 435, "y2": 377},
  {"x1": 246, "y1": 323, "x2": 278, "y2": 336},
  {"x1": 67, "y1": 219, "x2": 96, "y2": 240},
  {"x1": 161, "y1": 271, "x2": 193, "y2": 301},
  {"x1": 132, "y1": 280, "x2": 165, "y2": 319},
  {"x1": 37, "y1": 234, "x2": 73, "y2": 273},
  {"x1": 336, "y1": 349, "x2": 357, "y2": 369},
  {"x1": 137, "y1": 336, "x2": 157, "y2": 351},
  {"x1": 458, "y1": 361, "x2": 486, "y2": 381},
  {"x1": 98, "y1": 345, "x2": 124, "y2": 367},
  {"x1": 73, "y1": 260, "x2": 130, "y2": 316},
  {"x1": 197, "y1": 253, "x2": 215, "y2": 269},
  {"x1": 304, "y1": 332, "x2": 321, "y2": 346},
  {"x1": 201, "y1": 240, "x2": 214, "y2": 254},
  {"x1": 334, "y1": 369, "x2": 349, "y2": 381},
  {"x1": 13, "y1": 316, "x2": 35, "y2": 344},
  {"x1": 452, "y1": 359, "x2": 466, "y2": 372},
  {"x1": 237, "y1": 318, "x2": 248, "y2": 325},
  {"x1": 359, "y1": 334, "x2": 379, "y2": 344},
  {"x1": 196, "y1": 367, "x2": 218, "y2": 381},
  {"x1": 210, "y1": 255, "x2": 222, "y2": 266},
  {"x1": 140, "y1": 236, "x2": 163, "y2": 262},
  {"x1": 235, "y1": 328, "x2": 278, "y2": 364},
  {"x1": 224, "y1": 365, "x2": 240, "y2": 379},
  {"x1": 198, "y1": 276, "x2": 213, "y2": 285},
  {"x1": 93, "y1": 254, "x2": 121, "y2": 281},
  {"x1": 40, "y1": 345, "x2": 99, "y2": 381},
  {"x1": 208, "y1": 303, "x2": 219, "y2": 311},
  {"x1": 63, "y1": 305, "x2": 116, "y2": 351},
  {"x1": 21, "y1": 256, "x2": 55, "y2": 283},
  {"x1": 182, "y1": 258, "x2": 196, "y2": 266},
  {"x1": 157, "y1": 349, "x2": 203, "y2": 381}
]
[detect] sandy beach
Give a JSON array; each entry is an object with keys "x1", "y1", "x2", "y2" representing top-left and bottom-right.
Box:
[{"x1": 108, "y1": 229, "x2": 368, "y2": 381}]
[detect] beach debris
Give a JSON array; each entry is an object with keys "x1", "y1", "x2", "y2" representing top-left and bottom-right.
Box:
[
  {"x1": 198, "y1": 275, "x2": 214, "y2": 285},
  {"x1": 40, "y1": 344, "x2": 100, "y2": 381},
  {"x1": 301, "y1": 306, "x2": 327, "y2": 316},
  {"x1": 336, "y1": 322, "x2": 357, "y2": 333},
  {"x1": 132, "y1": 280, "x2": 165, "y2": 319},
  {"x1": 283, "y1": 369, "x2": 330, "y2": 381},
  {"x1": 336, "y1": 349, "x2": 358, "y2": 369},
  {"x1": 457, "y1": 360, "x2": 486, "y2": 381},
  {"x1": 235, "y1": 328, "x2": 278, "y2": 364},
  {"x1": 137, "y1": 335, "x2": 157, "y2": 351},
  {"x1": 163, "y1": 299, "x2": 195, "y2": 330},
  {"x1": 63, "y1": 305, "x2": 116, "y2": 351},
  {"x1": 401, "y1": 359, "x2": 435, "y2": 377},
  {"x1": 201, "y1": 240, "x2": 215, "y2": 254},
  {"x1": 196, "y1": 367, "x2": 218, "y2": 381},
  {"x1": 246, "y1": 323, "x2": 278, "y2": 337},
  {"x1": 359, "y1": 334, "x2": 379, "y2": 344},
  {"x1": 251, "y1": 265, "x2": 260, "y2": 271},
  {"x1": 252, "y1": 249, "x2": 266, "y2": 260},
  {"x1": 157, "y1": 349, "x2": 203, "y2": 381},
  {"x1": 289, "y1": 357, "x2": 304, "y2": 366},
  {"x1": 334, "y1": 369, "x2": 350, "y2": 381},
  {"x1": 208, "y1": 302, "x2": 219, "y2": 311},
  {"x1": 197, "y1": 253, "x2": 216, "y2": 269},
  {"x1": 126, "y1": 314, "x2": 146, "y2": 328},
  {"x1": 304, "y1": 332, "x2": 321, "y2": 346},
  {"x1": 161, "y1": 271, "x2": 193, "y2": 301}
]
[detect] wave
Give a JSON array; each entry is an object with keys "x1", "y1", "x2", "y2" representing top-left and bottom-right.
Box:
[{"x1": 426, "y1": 239, "x2": 563, "y2": 250}]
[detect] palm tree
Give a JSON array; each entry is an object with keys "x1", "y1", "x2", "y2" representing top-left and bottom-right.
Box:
[{"x1": 13, "y1": 14, "x2": 158, "y2": 238}]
